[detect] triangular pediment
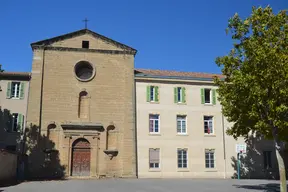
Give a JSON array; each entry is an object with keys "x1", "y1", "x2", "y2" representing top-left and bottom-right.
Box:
[{"x1": 31, "y1": 29, "x2": 137, "y2": 54}]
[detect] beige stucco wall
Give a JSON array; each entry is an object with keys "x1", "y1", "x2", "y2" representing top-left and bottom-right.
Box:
[
  {"x1": 0, "y1": 78, "x2": 30, "y2": 149},
  {"x1": 136, "y1": 79, "x2": 254, "y2": 178}
]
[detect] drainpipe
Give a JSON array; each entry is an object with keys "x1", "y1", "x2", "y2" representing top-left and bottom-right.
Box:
[
  {"x1": 39, "y1": 45, "x2": 46, "y2": 138},
  {"x1": 134, "y1": 74, "x2": 138, "y2": 178},
  {"x1": 221, "y1": 108, "x2": 227, "y2": 179}
]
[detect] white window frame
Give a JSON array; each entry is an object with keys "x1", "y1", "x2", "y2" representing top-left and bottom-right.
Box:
[
  {"x1": 11, "y1": 82, "x2": 21, "y2": 99},
  {"x1": 149, "y1": 114, "x2": 160, "y2": 134},
  {"x1": 204, "y1": 88, "x2": 212, "y2": 104},
  {"x1": 150, "y1": 86, "x2": 156, "y2": 102},
  {"x1": 177, "y1": 115, "x2": 187, "y2": 134},
  {"x1": 177, "y1": 148, "x2": 188, "y2": 168},
  {"x1": 149, "y1": 148, "x2": 160, "y2": 169},
  {"x1": 204, "y1": 116, "x2": 214, "y2": 134},
  {"x1": 177, "y1": 87, "x2": 183, "y2": 103},
  {"x1": 205, "y1": 150, "x2": 215, "y2": 168}
]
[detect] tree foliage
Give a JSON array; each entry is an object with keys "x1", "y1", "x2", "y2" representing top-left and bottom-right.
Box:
[
  {"x1": 0, "y1": 64, "x2": 4, "y2": 72},
  {"x1": 215, "y1": 6, "x2": 288, "y2": 141}
]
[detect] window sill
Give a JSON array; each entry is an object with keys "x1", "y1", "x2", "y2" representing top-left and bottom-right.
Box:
[
  {"x1": 149, "y1": 133, "x2": 161, "y2": 136},
  {"x1": 149, "y1": 168, "x2": 161, "y2": 172},
  {"x1": 204, "y1": 134, "x2": 216, "y2": 137},
  {"x1": 177, "y1": 133, "x2": 189, "y2": 136},
  {"x1": 204, "y1": 103, "x2": 214, "y2": 106},
  {"x1": 10, "y1": 97, "x2": 20, "y2": 100},
  {"x1": 205, "y1": 169, "x2": 218, "y2": 172},
  {"x1": 176, "y1": 102, "x2": 186, "y2": 105},
  {"x1": 177, "y1": 168, "x2": 190, "y2": 172},
  {"x1": 148, "y1": 101, "x2": 159, "y2": 104}
]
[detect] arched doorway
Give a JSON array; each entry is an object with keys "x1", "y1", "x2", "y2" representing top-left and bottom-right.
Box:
[{"x1": 71, "y1": 138, "x2": 91, "y2": 176}]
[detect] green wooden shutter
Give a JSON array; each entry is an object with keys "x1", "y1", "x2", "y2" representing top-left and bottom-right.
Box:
[
  {"x1": 6, "y1": 82, "x2": 12, "y2": 98},
  {"x1": 17, "y1": 114, "x2": 24, "y2": 132},
  {"x1": 182, "y1": 87, "x2": 186, "y2": 103},
  {"x1": 174, "y1": 87, "x2": 177, "y2": 103},
  {"x1": 146, "y1": 86, "x2": 151, "y2": 102},
  {"x1": 155, "y1": 86, "x2": 159, "y2": 102},
  {"x1": 201, "y1": 88, "x2": 205, "y2": 104},
  {"x1": 212, "y1": 89, "x2": 216, "y2": 105},
  {"x1": 20, "y1": 82, "x2": 25, "y2": 99}
]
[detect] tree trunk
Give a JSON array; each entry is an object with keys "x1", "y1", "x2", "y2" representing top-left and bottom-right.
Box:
[{"x1": 273, "y1": 130, "x2": 287, "y2": 192}]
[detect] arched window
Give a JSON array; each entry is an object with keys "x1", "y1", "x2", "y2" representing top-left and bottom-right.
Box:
[{"x1": 78, "y1": 91, "x2": 89, "y2": 119}]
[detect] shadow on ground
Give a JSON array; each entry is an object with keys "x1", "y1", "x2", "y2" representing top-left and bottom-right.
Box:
[
  {"x1": 0, "y1": 108, "x2": 66, "y2": 187},
  {"x1": 23, "y1": 124, "x2": 66, "y2": 181},
  {"x1": 234, "y1": 183, "x2": 287, "y2": 192}
]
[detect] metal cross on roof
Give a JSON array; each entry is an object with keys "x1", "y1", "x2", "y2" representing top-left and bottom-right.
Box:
[{"x1": 83, "y1": 18, "x2": 89, "y2": 29}]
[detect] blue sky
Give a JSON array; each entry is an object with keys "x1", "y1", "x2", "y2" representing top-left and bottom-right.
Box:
[{"x1": 0, "y1": 0, "x2": 287, "y2": 73}]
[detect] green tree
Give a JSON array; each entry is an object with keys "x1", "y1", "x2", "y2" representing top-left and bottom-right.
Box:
[
  {"x1": 0, "y1": 65, "x2": 4, "y2": 72},
  {"x1": 215, "y1": 6, "x2": 288, "y2": 192}
]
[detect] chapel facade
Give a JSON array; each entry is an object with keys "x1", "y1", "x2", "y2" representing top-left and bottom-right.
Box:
[{"x1": 25, "y1": 29, "x2": 137, "y2": 178}]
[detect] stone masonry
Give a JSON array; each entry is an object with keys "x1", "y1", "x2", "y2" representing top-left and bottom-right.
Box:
[{"x1": 25, "y1": 29, "x2": 137, "y2": 178}]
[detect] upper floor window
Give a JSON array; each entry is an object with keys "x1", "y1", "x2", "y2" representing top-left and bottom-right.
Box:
[
  {"x1": 82, "y1": 41, "x2": 89, "y2": 49},
  {"x1": 78, "y1": 91, "x2": 89, "y2": 119},
  {"x1": 205, "y1": 149, "x2": 215, "y2": 168},
  {"x1": 263, "y1": 151, "x2": 272, "y2": 169},
  {"x1": 146, "y1": 86, "x2": 159, "y2": 102},
  {"x1": 149, "y1": 148, "x2": 160, "y2": 168},
  {"x1": 74, "y1": 61, "x2": 95, "y2": 82},
  {"x1": 204, "y1": 116, "x2": 214, "y2": 134},
  {"x1": 201, "y1": 88, "x2": 216, "y2": 105},
  {"x1": 6, "y1": 82, "x2": 25, "y2": 99},
  {"x1": 177, "y1": 148, "x2": 188, "y2": 168},
  {"x1": 174, "y1": 87, "x2": 186, "y2": 103},
  {"x1": 177, "y1": 115, "x2": 187, "y2": 134},
  {"x1": 149, "y1": 114, "x2": 160, "y2": 133}
]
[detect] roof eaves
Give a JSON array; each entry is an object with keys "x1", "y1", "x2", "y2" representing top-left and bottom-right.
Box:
[
  {"x1": 135, "y1": 73, "x2": 223, "y2": 82},
  {"x1": 31, "y1": 29, "x2": 137, "y2": 54}
]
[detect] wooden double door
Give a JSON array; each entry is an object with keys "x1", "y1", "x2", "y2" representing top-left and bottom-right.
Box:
[{"x1": 71, "y1": 139, "x2": 91, "y2": 176}]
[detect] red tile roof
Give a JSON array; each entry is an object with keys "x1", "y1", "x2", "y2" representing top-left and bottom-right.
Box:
[{"x1": 135, "y1": 68, "x2": 224, "y2": 79}]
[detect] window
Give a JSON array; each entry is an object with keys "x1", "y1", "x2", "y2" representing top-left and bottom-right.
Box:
[
  {"x1": 78, "y1": 91, "x2": 89, "y2": 119},
  {"x1": 82, "y1": 41, "x2": 89, "y2": 48},
  {"x1": 174, "y1": 87, "x2": 186, "y2": 103},
  {"x1": 147, "y1": 86, "x2": 159, "y2": 102},
  {"x1": 11, "y1": 113, "x2": 24, "y2": 132},
  {"x1": 204, "y1": 116, "x2": 213, "y2": 134},
  {"x1": 205, "y1": 150, "x2": 215, "y2": 168},
  {"x1": 263, "y1": 151, "x2": 272, "y2": 169},
  {"x1": 74, "y1": 61, "x2": 95, "y2": 81},
  {"x1": 177, "y1": 149, "x2": 187, "y2": 168},
  {"x1": 7, "y1": 82, "x2": 25, "y2": 99},
  {"x1": 177, "y1": 115, "x2": 186, "y2": 134},
  {"x1": 201, "y1": 88, "x2": 216, "y2": 105},
  {"x1": 149, "y1": 114, "x2": 160, "y2": 133},
  {"x1": 12, "y1": 82, "x2": 20, "y2": 98},
  {"x1": 149, "y1": 148, "x2": 160, "y2": 168},
  {"x1": 204, "y1": 89, "x2": 211, "y2": 104}
]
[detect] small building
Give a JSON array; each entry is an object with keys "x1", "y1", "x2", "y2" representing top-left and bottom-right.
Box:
[{"x1": 0, "y1": 72, "x2": 30, "y2": 152}]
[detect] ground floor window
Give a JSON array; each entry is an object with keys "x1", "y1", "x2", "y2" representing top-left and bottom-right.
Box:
[
  {"x1": 149, "y1": 148, "x2": 160, "y2": 168},
  {"x1": 177, "y1": 148, "x2": 187, "y2": 168}
]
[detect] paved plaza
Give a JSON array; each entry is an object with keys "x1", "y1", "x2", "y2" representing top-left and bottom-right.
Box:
[{"x1": 0, "y1": 179, "x2": 284, "y2": 192}]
